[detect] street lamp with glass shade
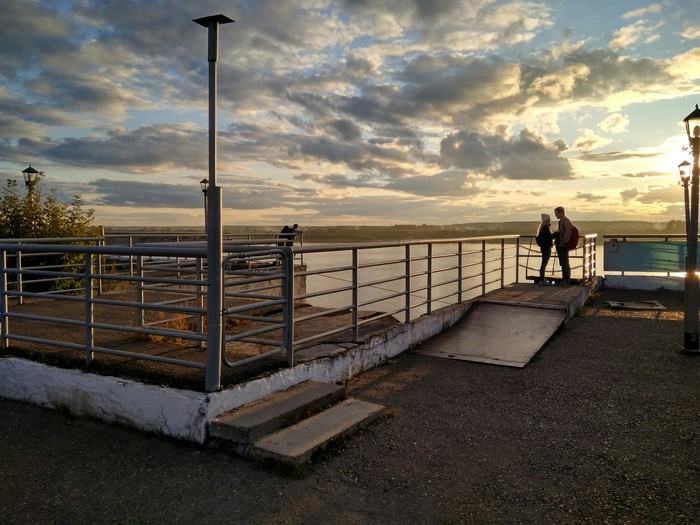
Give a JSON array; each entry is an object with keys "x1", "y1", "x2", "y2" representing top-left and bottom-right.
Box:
[
  {"x1": 200, "y1": 178, "x2": 209, "y2": 234},
  {"x1": 681, "y1": 104, "x2": 700, "y2": 352},
  {"x1": 22, "y1": 165, "x2": 40, "y2": 190}
]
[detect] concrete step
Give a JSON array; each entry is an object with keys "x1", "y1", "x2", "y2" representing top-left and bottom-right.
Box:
[
  {"x1": 248, "y1": 397, "x2": 387, "y2": 466},
  {"x1": 208, "y1": 381, "x2": 346, "y2": 452}
]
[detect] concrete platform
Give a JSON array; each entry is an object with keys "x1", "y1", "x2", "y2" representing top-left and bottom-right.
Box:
[{"x1": 0, "y1": 280, "x2": 598, "y2": 445}]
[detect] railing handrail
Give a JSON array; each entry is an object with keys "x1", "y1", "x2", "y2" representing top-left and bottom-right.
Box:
[{"x1": 0, "y1": 232, "x2": 592, "y2": 391}]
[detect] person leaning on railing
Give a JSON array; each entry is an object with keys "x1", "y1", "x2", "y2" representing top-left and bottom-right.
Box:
[{"x1": 282, "y1": 224, "x2": 300, "y2": 246}]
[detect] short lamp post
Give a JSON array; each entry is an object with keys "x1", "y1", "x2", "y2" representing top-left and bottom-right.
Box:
[
  {"x1": 200, "y1": 177, "x2": 209, "y2": 234},
  {"x1": 682, "y1": 104, "x2": 700, "y2": 352}
]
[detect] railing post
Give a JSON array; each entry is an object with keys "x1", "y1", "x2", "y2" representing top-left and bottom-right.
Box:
[
  {"x1": 17, "y1": 248, "x2": 23, "y2": 305},
  {"x1": 196, "y1": 256, "x2": 205, "y2": 347},
  {"x1": 458, "y1": 241, "x2": 463, "y2": 303},
  {"x1": 427, "y1": 243, "x2": 433, "y2": 314},
  {"x1": 96, "y1": 240, "x2": 103, "y2": 295},
  {"x1": 352, "y1": 249, "x2": 359, "y2": 343},
  {"x1": 500, "y1": 239, "x2": 505, "y2": 287},
  {"x1": 515, "y1": 237, "x2": 521, "y2": 283},
  {"x1": 85, "y1": 253, "x2": 94, "y2": 366},
  {"x1": 592, "y1": 236, "x2": 597, "y2": 277},
  {"x1": 0, "y1": 249, "x2": 7, "y2": 350},
  {"x1": 481, "y1": 240, "x2": 487, "y2": 296},
  {"x1": 128, "y1": 236, "x2": 134, "y2": 277},
  {"x1": 285, "y1": 249, "x2": 295, "y2": 365},
  {"x1": 405, "y1": 244, "x2": 411, "y2": 323},
  {"x1": 136, "y1": 255, "x2": 145, "y2": 327}
]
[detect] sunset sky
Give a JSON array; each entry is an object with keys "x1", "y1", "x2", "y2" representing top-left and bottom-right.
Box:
[{"x1": 1, "y1": 0, "x2": 699, "y2": 228}]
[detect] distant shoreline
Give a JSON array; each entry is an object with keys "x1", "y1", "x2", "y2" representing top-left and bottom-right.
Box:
[{"x1": 105, "y1": 220, "x2": 684, "y2": 243}]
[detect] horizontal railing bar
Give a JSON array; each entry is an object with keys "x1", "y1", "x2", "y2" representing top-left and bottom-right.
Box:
[
  {"x1": 223, "y1": 299, "x2": 286, "y2": 315},
  {"x1": 357, "y1": 291, "x2": 406, "y2": 309},
  {"x1": 359, "y1": 275, "x2": 405, "y2": 289},
  {"x1": 224, "y1": 324, "x2": 284, "y2": 342},
  {"x1": 357, "y1": 258, "x2": 408, "y2": 269},
  {"x1": 295, "y1": 286, "x2": 354, "y2": 300},
  {"x1": 90, "y1": 322, "x2": 206, "y2": 341},
  {"x1": 294, "y1": 306, "x2": 354, "y2": 323},
  {"x1": 224, "y1": 314, "x2": 285, "y2": 324},
  {"x1": 89, "y1": 298, "x2": 206, "y2": 315},
  {"x1": 6, "y1": 334, "x2": 86, "y2": 350},
  {"x1": 223, "y1": 347, "x2": 285, "y2": 368},
  {"x1": 6, "y1": 312, "x2": 85, "y2": 326},
  {"x1": 88, "y1": 347, "x2": 206, "y2": 369},
  {"x1": 224, "y1": 291, "x2": 283, "y2": 301},
  {"x1": 356, "y1": 310, "x2": 403, "y2": 326}
]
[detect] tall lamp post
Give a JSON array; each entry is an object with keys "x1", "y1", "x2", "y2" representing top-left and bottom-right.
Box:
[
  {"x1": 200, "y1": 177, "x2": 209, "y2": 234},
  {"x1": 682, "y1": 104, "x2": 700, "y2": 353},
  {"x1": 193, "y1": 14, "x2": 234, "y2": 392}
]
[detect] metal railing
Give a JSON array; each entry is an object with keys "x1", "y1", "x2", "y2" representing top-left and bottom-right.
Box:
[
  {"x1": 0, "y1": 233, "x2": 595, "y2": 391},
  {"x1": 517, "y1": 233, "x2": 598, "y2": 283}
]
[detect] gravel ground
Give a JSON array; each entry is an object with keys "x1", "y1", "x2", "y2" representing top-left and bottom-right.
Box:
[{"x1": 1, "y1": 287, "x2": 699, "y2": 524}]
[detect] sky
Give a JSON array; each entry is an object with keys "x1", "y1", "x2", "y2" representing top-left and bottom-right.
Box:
[{"x1": 1, "y1": 0, "x2": 699, "y2": 228}]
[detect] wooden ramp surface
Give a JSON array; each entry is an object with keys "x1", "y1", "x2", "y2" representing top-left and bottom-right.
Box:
[{"x1": 418, "y1": 302, "x2": 566, "y2": 367}]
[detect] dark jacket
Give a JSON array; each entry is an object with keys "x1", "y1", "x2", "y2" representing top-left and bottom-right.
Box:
[{"x1": 536, "y1": 224, "x2": 553, "y2": 250}]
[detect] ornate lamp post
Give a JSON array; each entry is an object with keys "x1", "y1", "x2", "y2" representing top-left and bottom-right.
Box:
[
  {"x1": 682, "y1": 104, "x2": 700, "y2": 352},
  {"x1": 22, "y1": 165, "x2": 40, "y2": 191}
]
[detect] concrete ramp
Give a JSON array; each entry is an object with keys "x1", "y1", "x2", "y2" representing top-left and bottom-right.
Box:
[{"x1": 418, "y1": 302, "x2": 566, "y2": 367}]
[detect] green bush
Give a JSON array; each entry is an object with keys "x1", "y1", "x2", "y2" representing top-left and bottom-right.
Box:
[{"x1": 0, "y1": 179, "x2": 102, "y2": 293}]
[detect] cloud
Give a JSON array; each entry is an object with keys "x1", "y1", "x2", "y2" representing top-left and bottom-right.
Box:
[
  {"x1": 577, "y1": 151, "x2": 660, "y2": 162},
  {"x1": 622, "y1": 3, "x2": 662, "y2": 20},
  {"x1": 575, "y1": 192, "x2": 606, "y2": 202},
  {"x1": 620, "y1": 188, "x2": 639, "y2": 202},
  {"x1": 609, "y1": 20, "x2": 661, "y2": 52},
  {"x1": 598, "y1": 113, "x2": 629, "y2": 134},
  {"x1": 636, "y1": 185, "x2": 684, "y2": 204},
  {"x1": 573, "y1": 129, "x2": 612, "y2": 153},
  {"x1": 0, "y1": 0, "x2": 697, "y2": 226},
  {"x1": 682, "y1": 26, "x2": 700, "y2": 40}
]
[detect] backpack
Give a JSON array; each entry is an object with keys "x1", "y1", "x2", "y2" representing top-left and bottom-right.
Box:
[{"x1": 566, "y1": 225, "x2": 579, "y2": 249}]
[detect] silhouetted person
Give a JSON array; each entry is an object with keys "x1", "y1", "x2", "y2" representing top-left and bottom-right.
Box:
[
  {"x1": 554, "y1": 206, "x2": 572, "y2": 285},
  {"x1": 536, "y1": 213, "x2": 553, "y2": 285},
  {"x1": 279, "y1": 224, "x2": 299, "y2": 246}
]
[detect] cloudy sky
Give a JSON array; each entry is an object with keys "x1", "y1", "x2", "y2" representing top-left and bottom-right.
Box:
[{"x1": 1, "y1": 0, "x2": 699, "y2": 228}]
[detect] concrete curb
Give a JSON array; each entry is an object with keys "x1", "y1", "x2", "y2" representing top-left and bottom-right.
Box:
[{"x1": 0, "y1": 299, "x2": 472, "y2": 443}]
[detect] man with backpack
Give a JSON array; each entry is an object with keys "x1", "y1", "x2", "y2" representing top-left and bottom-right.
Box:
[{"x1": 553, "y1": 206, "x2": 577, "y2": 285}]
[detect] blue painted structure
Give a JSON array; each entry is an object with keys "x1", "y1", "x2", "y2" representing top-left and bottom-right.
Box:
[{"x1": 604, "y1": 240, "x2": 688, "y2": 273}]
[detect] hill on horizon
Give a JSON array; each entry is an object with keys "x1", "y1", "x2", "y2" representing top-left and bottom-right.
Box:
[{"x1": 106, "y1": 220, "x2": 684, "y2": 242}]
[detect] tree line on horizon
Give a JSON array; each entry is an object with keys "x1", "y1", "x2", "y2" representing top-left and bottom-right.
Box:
[{"x1": 106, "y1": 219, "x2": 686, "y2": 243}]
